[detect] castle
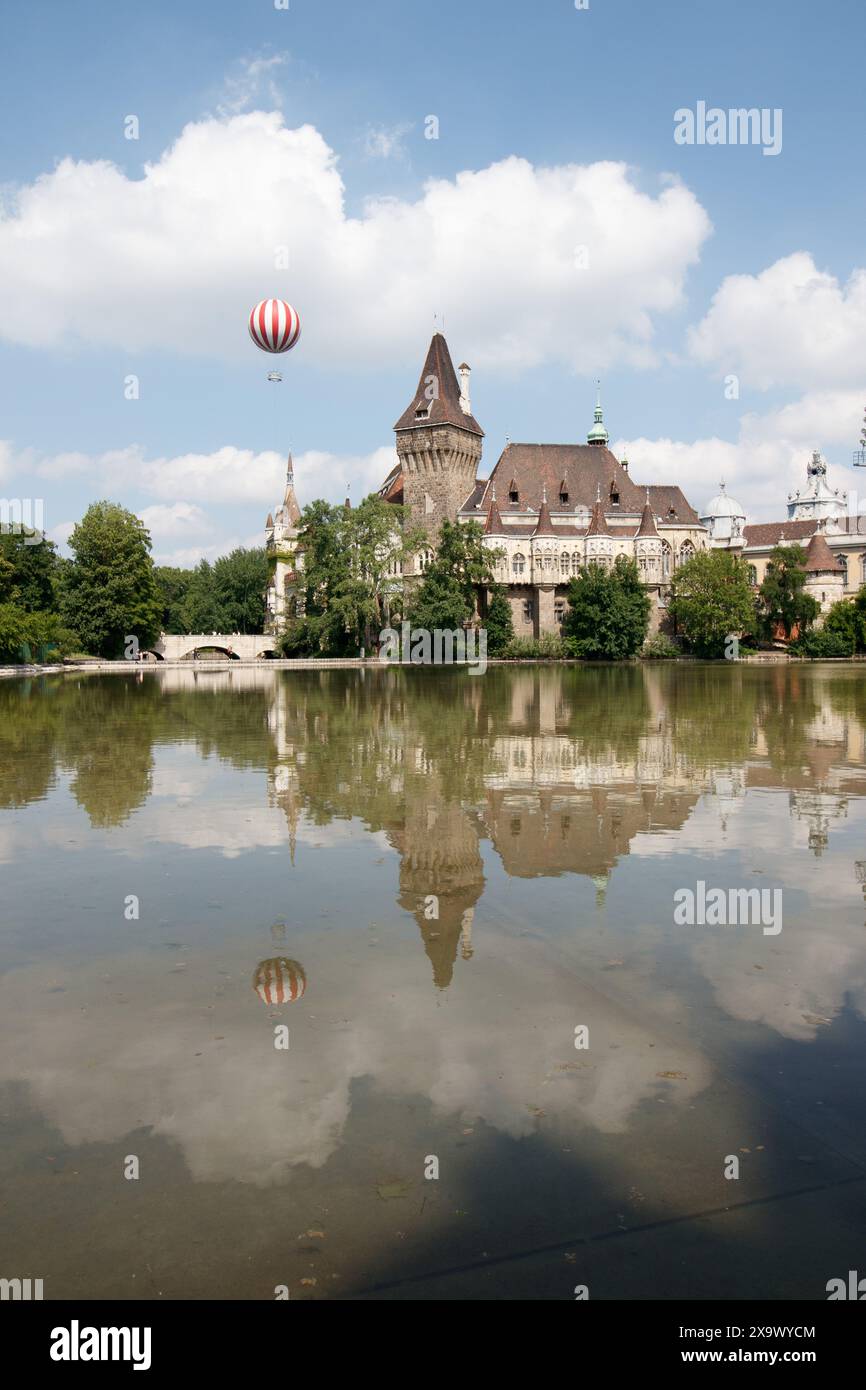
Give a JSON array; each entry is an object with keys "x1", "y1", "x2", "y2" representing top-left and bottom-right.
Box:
[{"x1": 265, "y1": 331, "x2": 854, "y2": 637}]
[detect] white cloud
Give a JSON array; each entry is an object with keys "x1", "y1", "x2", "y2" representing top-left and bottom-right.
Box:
[
  {"x1": 616, "y1": 388, "x2": 864, "y2": 520},
  {"x1": 362, "y1": 122, "x2": 413, "y2": 161},
  {"x1": 0, "y1": 111, "x2": 711, "y2": 372},
  {"x1": 688, "y1": 252, "x2": 866, "y2": 391},
  {"x1": 217, "y1": 54, "x2": 288, "y2": 117}
]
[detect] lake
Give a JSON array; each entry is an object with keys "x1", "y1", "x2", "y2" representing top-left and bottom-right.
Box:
[{"x1": 1, "y1": 663, "x2": 865, "y2": 1300}]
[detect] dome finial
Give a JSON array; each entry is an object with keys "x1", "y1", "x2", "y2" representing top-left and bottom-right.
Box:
[{"x1": 587, "y1": 380, "x2": 609, "y2": 446}]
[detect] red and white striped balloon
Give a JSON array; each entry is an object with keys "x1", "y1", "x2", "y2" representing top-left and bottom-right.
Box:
[
  {"x1": 253, "y1": 957, "x2": 307, "y2": 1005},
  {"x1": 248, "y1": 299, "x2": 301, "y2": 354}
]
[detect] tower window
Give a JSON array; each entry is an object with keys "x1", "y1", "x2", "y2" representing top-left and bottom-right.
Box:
[
  {"x1": 415, "y1": 403, "x2": 431, "y2": 420},
  {"x1": 610, "y1": 483, "x2": 620, "y2": 506},
  {"x1": 509, "y1": 488, "x2": 518, "y2": 503}
]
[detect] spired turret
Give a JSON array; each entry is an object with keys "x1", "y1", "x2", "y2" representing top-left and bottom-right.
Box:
[
  {"x1": 585, "y1": 488, "x2": 613, "y2": 567},
  {"x1": 394, "y1": 332, "x2": 484, "y2": 547},
  {"x1": 635, "y1": 491, "x2": 663, "y2": 579}
]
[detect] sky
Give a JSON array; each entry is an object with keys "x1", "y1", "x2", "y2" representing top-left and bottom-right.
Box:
[{"x1": 0, "y1": 0, "x2": 864, "y2": 565}]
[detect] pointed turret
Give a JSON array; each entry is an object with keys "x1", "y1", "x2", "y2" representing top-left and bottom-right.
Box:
[
  {"x1": 484, "y1": 485, "x2": 504, "y2": 535},
  {"x1": 394, "y1": 332, "x2": 483, "y2": 435},
  {"x1": 265, "y1": 512, "x2": 274, "y2": 529},
  {"x1": 533, "y1": 485, "x2": 557, "y2": 536},
  {"x1": 803, "y1": 531, "x2": 843, "y2": 573},
  {"x1": 587, "y1": 381, "x2": 609, "y2": 446},
  {"x1": 281, "y1": 455, "x2": 301, "y2": 525},
  {"x1": 636, "y1": 492, "x2": 659, "y2": 537},
  {"x1": 586, "y1": 495, "x2": 612, "y2": 536}
]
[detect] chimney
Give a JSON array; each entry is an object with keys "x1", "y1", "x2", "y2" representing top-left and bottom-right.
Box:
[{"x1": 458, "y1": 362, "x2": 471, "y2": 415}]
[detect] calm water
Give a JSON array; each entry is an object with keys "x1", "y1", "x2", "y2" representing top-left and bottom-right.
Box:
[{"x1": 2, "y1": 663, "x2": 866, "y2": 1300}]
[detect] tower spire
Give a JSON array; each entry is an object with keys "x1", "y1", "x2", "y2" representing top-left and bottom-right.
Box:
[{"x1": 587, "y1": 380, "x2": 609, "y2": 447}]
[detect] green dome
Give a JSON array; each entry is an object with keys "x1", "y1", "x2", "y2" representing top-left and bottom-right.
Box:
[{"x1": 587, "y1": 384, "x2": 609, "y2": 446}]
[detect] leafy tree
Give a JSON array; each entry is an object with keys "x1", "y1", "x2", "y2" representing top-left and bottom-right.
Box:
[
  {"x1": 61, "y1": 501, "x2": 162, "y2": 657},
  {"x1": 179, "y1": 560, "x2": 224, "y2": 633},
  {"x1": 154, "y1": 566, "x2": 193, "y2": 632},
  {"x1": 757, "y1": 543, "x2": 819, "y2": 641},
  {"x1": 0, "y1": 602, "x2": 32, "y2": 662},
  {"x1": 288, "y1": 496, "x2": 420, "y2": 655},
  {"x1": 562, "y1": 556, "x2": 650, "y2": 659},
  {"x1": 668, "y1": 549, "x2": 756, "y2": 658},
  {"x1": 823, "y1": 587, "x2": 866, "y2": 653},
  {"x1": 484, "y1": 584, "x2": 515, "y2": 655},
  {"x1": 408, "y1": 520, "x2": 498, "y2": 632},
  {"x1": 0, "y1": 530, "x2": 60, "y2": 611}
]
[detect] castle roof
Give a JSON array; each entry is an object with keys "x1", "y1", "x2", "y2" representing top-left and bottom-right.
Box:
[
  {"x1": 533, "y1": 490, "x2": 557, "y2": 537},
  {"x1": 803, "y1": 531, "x2": 844, "y2": 573},
  {"x1": 393, "y1": 333, "x2": 483, "y2": 435},
  {"x1": 586, "y1": 497, "x2": 612, "y2": 537},
  {"x1": 480, "y1": 442, "x2": 644, "y2": 514},
  {"x1": 484, "y1": 493, "x2": 504, "y2": 534},
  {"x1": 636, "y1": 497, "x2": 659, "y2": 538}
]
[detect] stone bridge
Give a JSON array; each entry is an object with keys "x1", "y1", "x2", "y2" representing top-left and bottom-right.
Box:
[{"x1": 149, "y1": 633, "x2": 278, "y2": 662}]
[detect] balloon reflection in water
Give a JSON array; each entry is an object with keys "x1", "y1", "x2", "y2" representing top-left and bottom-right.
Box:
[{"x1": 252, "y1": 957, "x2": 307, "y2": 1005}]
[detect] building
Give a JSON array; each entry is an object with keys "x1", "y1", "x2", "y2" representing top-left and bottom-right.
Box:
[
  {"x1": 265, "y1": 330, "x2": 855, "y2": 639},
  {"x1": 702, "y1": 451, "x2": 854, "y2": 614},
  {"x1": 376, "y1": 332, "x2": 707, "y2": 637}
]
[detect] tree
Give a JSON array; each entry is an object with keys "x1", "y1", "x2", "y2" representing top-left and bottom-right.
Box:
[
  {"x1": 0, "y1": 530, "x2": 60, "y2": 612},
  {"x1": 154, "y1": 566, "x2": 193, "y2": 632},
  {"x1": 61, "y1": 502, "x2": 162, "y2": 657},
  {"x1": 758, "y1": 544, "x2": 819, "y2": 641},
  {"x1": 288, "y1": 496, "x2": 421, "y2": 655},
  {"x1": 823, "y1": 585, "x2": 866, "y2": 653},
  {"x1": 408, "y1": 520, "x2": 499, "y2": 632},
  {"x1": 485, "y1": 584, "x2": 515, "y2": 655},
  {"x1": 669, "y1": 549, "x2": 756, "y2": 658},
  {"x1": 211, "y1": 548, "x2": 269, "y2": 633},
  {"x1": 563, "y1": 556, "x2": 651, "y2": 659}
]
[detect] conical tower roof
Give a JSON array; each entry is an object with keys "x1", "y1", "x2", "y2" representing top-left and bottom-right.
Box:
[
  {"x1": 636, "y1": 493, "x2": 659, "y2": 538},
  {"x1": 281, "y1": 455, "x2": 301, "y2": 525},
  {"x1": 533, "y1": 487, "x2": 557, "y2": 536},
  {"x1": 586, "y1": 495, "x2": 612, "y2": 536},
  {"x1": 484, "y1": 488, "x2": 504, "y2": 534},
  {"x1": 394, "y1": 332, "x2": 483, "y2": 435},
  {"x1": 803, "y1": 531, "x2": 843, "y2": 572}
]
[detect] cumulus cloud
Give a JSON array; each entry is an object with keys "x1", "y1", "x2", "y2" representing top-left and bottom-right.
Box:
[
  {"x1": 616, "y1": 388, "x2": 864, "y2": 520},
  {"x1": 688, "y1": 252, "x2": 866, "y2": 391},
  {"x1": 0, "y1": 111, "x2": 711, "y2": 371}
]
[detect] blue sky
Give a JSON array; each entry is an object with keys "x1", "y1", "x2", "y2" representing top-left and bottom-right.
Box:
[{"x1": 1, "y1": 0, "x2": 864, "y2": 563}]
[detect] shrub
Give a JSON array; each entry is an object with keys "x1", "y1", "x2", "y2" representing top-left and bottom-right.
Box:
[
  {"x1": 501, "y1": 634, "x2": 566, "y2": 660},
  {"x1": 641, "y1": 632, "x2": 680, "y2": 660},
  {"x1": 790, "y1": 628, "x2": 855, "y2": 658}
]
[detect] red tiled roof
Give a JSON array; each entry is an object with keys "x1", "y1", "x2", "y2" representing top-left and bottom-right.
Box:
[
  {"x1": 742, "y1": 519, "x2": 816, "y2": 547},
  {"x1": 394, "y1": 333, "x2": 483, "y2": 435},
  {"x1": 804, "y1": 531, "x2": 844, "y2": 572},
  {"x1": 636, "y1": 499, "x2": 659, "y2": 538},
  {"x1": 642, "y1": 485, "x2": 700, "y2": 525},
  {"x1": 484, "y1": 442, "x2": 643, "y2": 514}
]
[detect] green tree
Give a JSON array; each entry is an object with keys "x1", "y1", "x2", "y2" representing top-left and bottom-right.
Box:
[
  {"x1": 0, "y1": 602, "x2": 31, "y2": 662},
  {"x1": 409, "y1": 520, "x2": 498, "y2": 632},
  {"x1": 484, "y1": 584, "x2": 515, "y2": 655},
  {"x1": 563, "y1": 556, "x2": 651, "y2": 659},
  {"x1": 668, "y1": 549, "x2": 757, "y2": 658},
  {"x1": 61, "y1": 502, "x2": 162, "y2": 657},
  {"x1": 0, "y1": 530, "x2": 60, "y2": 611},
  {"x1": 286, "y1": 496, "x2": 420, "y2": 655},
  {"x1": 757, "y1": 544, "x2": 819, "y2": 641},
  {"x1": 154, "y1": 566, "x2": 193, "y2": 632}
]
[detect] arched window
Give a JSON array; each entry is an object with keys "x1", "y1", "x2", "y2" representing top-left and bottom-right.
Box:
[
  {"x1": 560, "y1": 552, "x2": 570, "y2": 576},
  {"x1": 572, "y1": 553, "x2": 581, "y2": 575},
  {"x1": 543, "y1": 553, "x2": 552, "y2": 571},
  {"x1": 661, "y1": 541, "x2": 672, "y2": 578},
  {"x1": 419, "y1": 549, "x2": 434, "y2": 573},
  {"x1": 747, "y1": 565, "x2": 757, "y2": 585},
  {"x1": 513, "y1": 552, "x2": 526, "y2": 576},
  {"x1": 839, "y1": 553, "x2": 848, "y2": 585},
  {"x1": 679, "y1": 540, "x2": 695, "y2": 566}
]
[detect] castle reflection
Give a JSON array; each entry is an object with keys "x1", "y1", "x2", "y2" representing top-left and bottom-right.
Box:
[{"x1": 4, "y1": 663, "x2": 866, "y2": 989}]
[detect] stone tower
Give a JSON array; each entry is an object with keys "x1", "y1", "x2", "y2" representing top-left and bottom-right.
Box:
[{"x1": 393, "y1": 332, "x2": 484, "y2": 548}]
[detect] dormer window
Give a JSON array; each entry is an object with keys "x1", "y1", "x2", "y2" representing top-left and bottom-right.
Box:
[
  {"x1": 508, "y1": 478, "x2": 519, "y2": 504},
  {"x1": 609, "y1": 482, "x2": 620, "y2": 506},
  {"x1": 559, "y1": 477, "x2": 569, "y2": 504},
  {"x1": 415, "y1": 403, "x2": 431, "y2": 420}
]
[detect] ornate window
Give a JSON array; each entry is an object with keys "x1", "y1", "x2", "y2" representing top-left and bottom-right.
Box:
[
  {"x1": 839, "y1": 553, "x2": 848, "y2": 585},
  {"x1": 513, "y1": 551, "x2": 526, "y2": 576},
  {"x1": 747, "y1": 565, "x2": 757, "y2": 585},
  {"x1": 661, "y1": 541, "x2": 672, "y2": 577},
  {"x1": 679, "y1": 540, "x2": 695, "y2": 566},
  {"x1": 560, "y1": 552, "x2": 569, "y2": 575},
  {"x1": 543, "y1": 553, "x2": 552, "y2": 571},
  {"x1": 572, "y1": 553, "x2": 581, "y2": 576},
  {"x1": 419, "y1": 549, "x2": 434, "y2": 573}
]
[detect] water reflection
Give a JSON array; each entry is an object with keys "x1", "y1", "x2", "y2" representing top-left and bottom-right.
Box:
[{"x1": 1, "y1": 664, "x2": 866, "y2": 1249}]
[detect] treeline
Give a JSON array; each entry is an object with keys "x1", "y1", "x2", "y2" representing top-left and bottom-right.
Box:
[{"x1": 0, "y1": 500, "x2": 268, "y2": 662}]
